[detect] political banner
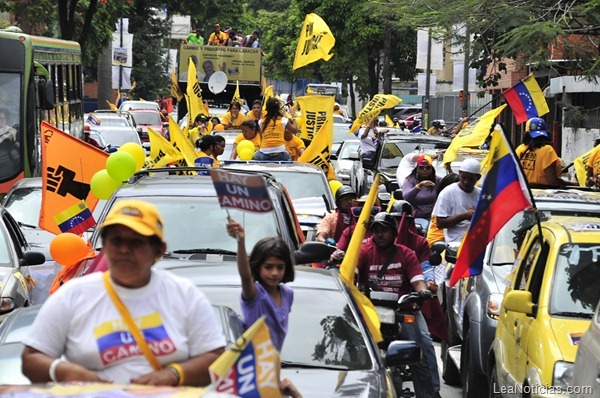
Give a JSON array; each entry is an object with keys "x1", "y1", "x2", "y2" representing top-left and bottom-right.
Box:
[
  {"x1": 209, "y1": 169, "x2": 273, "y2": 213},
  {"x1": 295, "y1": 95, "x2": 334, "y2": 140},
  {"x1": 348, "y1": 94, "x2": 403, "y2": 135},
  {"x1": 178, "y1": 45, "x2": 262, "y2": 84},
  {"x1": 293, "y1": 13, "x2": 336, "y2": 70}
]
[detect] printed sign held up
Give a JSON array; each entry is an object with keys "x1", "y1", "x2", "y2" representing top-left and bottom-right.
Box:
[{"x1": 209, "y1": 169, "x2": 273, "y2": 213}]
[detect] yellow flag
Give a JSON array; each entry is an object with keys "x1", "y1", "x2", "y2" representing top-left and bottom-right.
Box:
[
  {"x1": 186, "y1": 58, "x2": 209, "y2": 130},
  {"x1": 169, "y1": 116, "x2": 197, "y2": 167},
  {"x1": 145, "y1": 127, "x2": 183, "y2": 168},
  {"x1": 443, "y1": 104, "x2": 507, "y2": 164},
  {"x1": 385, "y1": 114, "x2": 394, "y2": 127},
  {"x1": 348, "y1": 94, "x2": 403, "y2": 135},
  {"x1": 296, "y1": 95, "x2": 334, "y2": 140},
  {"x1": 339, "y1": 173, "x2": 382, "y2": 342},
  {"x1": 231, "y1": 81, "x2": 241, "y2": 104},
  {"x1": 171, "y1": 69, "x2": 184, "y2": 101},
  {"x1": 573, "y1": 146, "x2": 600, "y2": 186},
  {"x1": 306, "y1": 86, "x2": 314, "y2": 94},
  {"x1": 262, "y1": 85, "x2": 274, "y2": 110},
  {"x1": 298, "y1": 122, "x2": 335, "y2": 179},
  {"x1": 293, "y1": 13, "x2": 336, "y2": 70},
  {"x1": 209, "y1": 317, "x2": 282, "y2": 397},
  {"x1": 130, "y1": 81, "x2": 136, "y2": 92},
  {"x1": 106, "y1": 100, "x2": 118, "y2": 111},
  {"x1": 115, "y1": 90, "x2": 121, "y2": 106}
]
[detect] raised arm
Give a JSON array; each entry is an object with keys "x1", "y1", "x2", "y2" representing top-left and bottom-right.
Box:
[{"x1": 226, "y1": 218, "x2": 257, "y2": 301}]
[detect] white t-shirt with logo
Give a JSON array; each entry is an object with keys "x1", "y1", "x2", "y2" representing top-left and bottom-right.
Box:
[
  {"x1": 24, "y1": 270, "x2": 226, "y2": 384},
  {"x1": 432, "y1": 182, "x2": 481, "y2": 244}
]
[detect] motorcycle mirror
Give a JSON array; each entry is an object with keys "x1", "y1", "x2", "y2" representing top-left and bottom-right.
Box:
[
  {"x1": 430, "y1": 251, "x2": 442, "y2": 266},
  {"x1": 293, "y1": 242, "x2": 336, "y2": 265},
  {"x1": 393, "y1": 189, "x2": 403, "y2": 200},
  {"x1": 430, "y1": 241, "x2": 446, "y2": 255}
]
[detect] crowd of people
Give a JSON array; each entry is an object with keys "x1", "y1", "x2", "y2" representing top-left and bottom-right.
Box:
[{"x1": 186, "y1": 23, "x2": 261, "y2": 49}]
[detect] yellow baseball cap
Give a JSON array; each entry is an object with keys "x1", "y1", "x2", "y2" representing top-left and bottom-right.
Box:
[{"x1": 99, "y1": 200, "x2": 164, "y2": 239}]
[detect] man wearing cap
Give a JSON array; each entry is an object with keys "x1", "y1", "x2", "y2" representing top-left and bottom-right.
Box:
[
  {"x1": 432, "y1": 157, "x2": 482, "y2": 243},
  {"x1": 208, "y1": 23, "x2": 228, "y2": 46},
  {"x1": 356, "y1": 212, "x2": 439, "y2": 398},
  {"x1": 316, "y1": 186, "x2": 357, "y2": 243},
  {"x1": 22, "y1": 200, "x2": 226, "y2": 386}
]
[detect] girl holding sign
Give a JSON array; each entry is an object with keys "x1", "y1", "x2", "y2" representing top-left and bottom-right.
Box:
[{"x1": 226, "y1": 218, "x2": 294, "y2": 352}]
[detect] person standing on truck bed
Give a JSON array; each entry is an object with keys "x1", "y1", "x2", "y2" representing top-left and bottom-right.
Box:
[{"x1": 208, "y1": 23, "x2": 228, "y2": 46}]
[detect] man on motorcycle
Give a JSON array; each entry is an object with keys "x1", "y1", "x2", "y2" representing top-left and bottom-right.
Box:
[
  {"x1": 357, "y1": 212, "x2": 441, "y2": 398},
  {"x1": 316, "y1": 186, "x2": 357, "y2": 244}
]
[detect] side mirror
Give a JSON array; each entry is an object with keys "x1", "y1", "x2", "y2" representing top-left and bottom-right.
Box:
[
  {"x1": 393, "y1": 189, "x2": 403, "y2": 200},
  {"x1": 293, "y1": 242, "x2": 336, "y2": 265},
  {"x1": 39, "y1": 80, "x2": 56, "y2": 110},
  {"x1": 330, "y1": 153, "x2": 338, "y2": 161},
  {"x1": 503, "y1": 290, "x2": 533, "y2": 314},
  {"x1": 384, "y1": 340, "x2": 422, "y2": 367},
  {"x1": 21, "y1": 251, "x2": 47, "y2": 266},
  {"x1": 362, "y1": 157, "x2": 376, "y2": 170},
  {"x1": 430, "y1": 252, "x2": 442, "y2": 266},
  {"x1": 348, "y1": 151, "x2": 360, "y2": 161}
]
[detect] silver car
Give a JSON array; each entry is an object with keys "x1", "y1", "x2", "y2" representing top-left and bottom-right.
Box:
[
  {"x1": 331, "y1": 139, "x2": 365, "y2": 195},
  {"x1": 572, "y1": 300, "x2": 600, "y2": 398}
]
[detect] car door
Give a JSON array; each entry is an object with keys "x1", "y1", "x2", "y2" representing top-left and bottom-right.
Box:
[{"x1": 499, "y1": 236, "x2": 543, "y2": 388}]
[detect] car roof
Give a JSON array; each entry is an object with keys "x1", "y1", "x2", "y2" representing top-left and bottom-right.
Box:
[
  {"x1": 7, "y1": 177, "x2": 42, "y2": 190},
  {"x1": 540, "y1": 215, "x2": 600, "y2": 239},
  {"x1": 221, "y1": 161, "x2": 326, "y2": 174},
  {"x1": 114, "y1": 173, "x2": 220, "y2": 198}
]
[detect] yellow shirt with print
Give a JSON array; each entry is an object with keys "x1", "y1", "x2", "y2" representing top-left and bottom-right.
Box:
[
  {"x1": 221, "y1": 112, "x2": 246, "y2": 129},
  {"x1": 260, "y1": 117, "x2": 287, "y2": 149},
  {"x1": 208, "y1": 31, "x2": 228, "y2": 46},
  {"x1": 246, "y1": 110, "x2": 267, "y2": 121},
  {"x1": 285, "y1": 135, "x2": 306, "y2": 161},
  {"x1": 516, "y1": 145, "x2": 559, "y2": 185}
]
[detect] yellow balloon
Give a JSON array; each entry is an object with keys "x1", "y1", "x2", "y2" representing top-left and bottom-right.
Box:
[
  {"x1": 239, "y1": 148, "x2": 254, "y2": 160},
  {"x1": 119, "y1": 142, "x2": 146, "y2": 171},
  {"x1": 237, "y1": 140, "x2": 255, "y2": 154},
  {"x1": 329, "y1": 180, "x2": 343, "y2": 197}
]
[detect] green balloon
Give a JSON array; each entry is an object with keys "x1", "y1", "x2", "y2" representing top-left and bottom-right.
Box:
[
  {"x1": 91, "y1": 169, "x2": 122, "y2": 200},
  {"x1": 106, "y1": 151, "x2": 137, "y2": 182}
]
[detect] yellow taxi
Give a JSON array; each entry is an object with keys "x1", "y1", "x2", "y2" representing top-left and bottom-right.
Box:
[{"x1": 489, "y1": 216, "x2": 600, "y2": 397}]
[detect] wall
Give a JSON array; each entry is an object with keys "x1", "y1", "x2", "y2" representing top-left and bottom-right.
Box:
[{"x1": 562, "y1": 127, "x2": 600, "y2": 164}]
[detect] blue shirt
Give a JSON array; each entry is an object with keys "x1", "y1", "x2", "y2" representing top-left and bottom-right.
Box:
[{"x1": 241, "y1": 282, "x2": 293, "y2": 352}]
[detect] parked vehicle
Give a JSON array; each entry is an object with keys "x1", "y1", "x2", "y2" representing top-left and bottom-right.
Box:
[
  {"x1": 128, "y1": 109, "x2": 168, "y2": 147},
  {"x1": 572, "y1": 300, "x2": 600, "y2": 398},
  {"x1": 441, "y1": 188, "x2": 600, "y2": 398},
  {"x1": 118, "y1": 100, "x2": 161, "y2": 113},
  {"x1": 488, "y1": 215, "x2": 600, "y2": 398},
  {"x1": 331, "y1": 139, "x2": 365, "y2": 195}
]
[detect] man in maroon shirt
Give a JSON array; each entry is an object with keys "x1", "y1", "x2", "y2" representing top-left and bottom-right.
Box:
[{"x1": 356, "y1": 212, "x2": 441, "y2": 398}]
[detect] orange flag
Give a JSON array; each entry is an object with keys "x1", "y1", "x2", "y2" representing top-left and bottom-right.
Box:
[{"x1": 39, "y1": 122, "x2": 109, "y2": 235}]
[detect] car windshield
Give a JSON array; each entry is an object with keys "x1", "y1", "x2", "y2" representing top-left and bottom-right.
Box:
[
  {"x1": 0, "y1": 225, "x2": 11, "y2": 266},
  {"x1": 93, "y1": 116, "x2": 130, "y2": 127},
  {"x1": 3, "y1": 187, "x2": 41, "y2": 227},
  {"x1": 98, "y1": 129, "x2": 140, "y2": 147},
  {"x1": 2, "y1": 308, "x2": 39, "y2": 343},
  {"x1": 551, "y1": 243, "x2": 600, "y2": 316},
  {"x1": 103, "y1": 197, "x2": 279, "y2": 252},
  {"x1": 379, "y1": 142, "x2": 405, "y2": 171},
  {"x1": 265, "y1": 170, "x2": 328, "y2": 201},
  {"x1": 202, "y1": 286, "x2": 373, "y2": 370},
  {"x1": 333, "y1": 124, "x2": 354, "y2": 143},
  {"x1": 131, "y1": 112, "x2": 161, "y2": 125},
  {"x1": 339, "y1": 141, "x2": 360, "y2": 159}
]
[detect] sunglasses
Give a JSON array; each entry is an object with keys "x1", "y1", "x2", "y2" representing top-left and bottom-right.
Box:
[
  {"x1": 351, "y1": 206, "x2": 381, "y2": 218},
  {"x1": 418, "y1": 165, "x2": 432, "y2": 170}
]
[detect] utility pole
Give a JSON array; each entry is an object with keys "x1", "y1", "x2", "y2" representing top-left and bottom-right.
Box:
[
  {"x1": 424, "y1": 29, "x2": 432, "y2": 130},
  {"x1": 462, "y1": 28, "x2": 470, "y2": 117},
  {"x1": 119, "y1": 17, "x2": 123, "y2": 97}
]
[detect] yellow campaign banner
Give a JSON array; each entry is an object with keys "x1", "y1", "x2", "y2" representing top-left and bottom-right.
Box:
[
  {"x1": 573, "y1": 146, "x2": 599, "y2": 186},
  {"x1": 262, "y1": 85, "x2": 274, "y2": 110},
  {"x1": 169, "y1": 117, "x2": 197, "y2": 168},
  {"x1": 178, "y1": 45, "x2": 262, "y2": 85},
  {"x1": 231, "y1": 81, "x2": 241, "y2": 104},
  {"x1": 296, "y1": 95, "x2": 334, "y2": 141},
  {"x1": 106, "y1": 100, "x2": 118, "y2": 111},
  {"x1": 298, "y1": 122, "x2": 334, "y2": 178},
  {"x1": 145, "y1": 127, "x2": 183, "y2": 168},
  {"x1": 170, "y1": 69, "x2": 183, "y2": 101},
  {"x1": 443, "y1": 104, "x2": 507, "y2": 164},
  {"x1": 39, "y1": 122, "x2": 109, "y2": 235},
  {"x1": 293, "y1": 13, "x2": 335, "y2": 70},
  {"x1": 349, "y1": 94, "x2": 403, "y2": 135}
]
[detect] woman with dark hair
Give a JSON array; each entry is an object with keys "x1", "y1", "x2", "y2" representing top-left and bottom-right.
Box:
[
  {"x1": 254, "y1": 97, "x2": 297, "y2": 161},
  {"x1": 222, "y1": 101, "x2": 245, "y2": 130},
  {"x1": 195, "y1": 135, "x2": 221, "y2": 168},
  {"x1": 231, "y1": 119, "x2": 261, "y2": 159},
  {"x1": 402, "y1": 155, "x2": 442, "y2": 219},
  {"x1": 516, "y1": 117, "x2": 575, "y2": 187}
]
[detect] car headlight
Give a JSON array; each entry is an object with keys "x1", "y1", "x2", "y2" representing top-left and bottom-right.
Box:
[
  {"x1": 375, "y1": 306, "x2": 396, "y2": 324},
  {"x1": 0, "y1": 297, "x2": 16, "y2": 313},
  {"x1": 553, "y1": 361, "x2": 573, "y2": 389},
  {"x1": 487, "y1": 293, "x2": 504, "y2": 320}
]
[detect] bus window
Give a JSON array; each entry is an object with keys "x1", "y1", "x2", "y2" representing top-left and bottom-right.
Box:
[{"x1": 0, "y1": 73, "x2": 21, "y2": 181}]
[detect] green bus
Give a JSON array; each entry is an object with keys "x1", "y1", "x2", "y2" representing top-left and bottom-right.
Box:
[{"x1": 0, "y1": 27, "x2": 84, "y2": 194}]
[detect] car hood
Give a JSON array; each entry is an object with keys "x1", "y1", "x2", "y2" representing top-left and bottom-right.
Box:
[
  {"x1": 550, "y1": 317, "x2": 591, "y2": 362},
  {"x1": 281, "y1": 368, "x2": 383, "y2": 397},
  {"x1": 0, "y1": 342, "x2": 28, "y2": 384},
  {"x1": 0, "y1": 266, "x2": 13, "y2": 284}
]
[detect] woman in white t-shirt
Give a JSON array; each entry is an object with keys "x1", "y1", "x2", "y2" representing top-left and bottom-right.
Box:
[{"x1": 22, "y1": 200, "x2": 226, "y2": 386}]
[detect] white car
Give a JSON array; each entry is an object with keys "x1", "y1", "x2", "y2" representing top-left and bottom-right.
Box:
[
  {"x1": 331, "y1": 139, "x2": 365, "y2": 195},
  {"x1": 118, "y1": 100, "x2": 160, "y2": 113}
]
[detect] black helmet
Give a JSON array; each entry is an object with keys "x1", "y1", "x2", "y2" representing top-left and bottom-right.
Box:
[
  {"x1": 390, "y1": 200, "x2": 413, "y2": 217},
  {"x1": 370, "y1": 212, "x2": 398, "y2": 234},
  {"x1": 335, "y1": 186, "x2": 357, "y2": 205}
]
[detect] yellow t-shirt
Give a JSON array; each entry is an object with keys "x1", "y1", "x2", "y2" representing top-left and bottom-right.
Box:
[
  {"x1": 285, "y1": 135, "x2": 306, "y2": 161},
  {"x1": 587, "y1": 147, "x2": 600, "y2": 178},
  {"x1": 260, "y1": 117, "x2": 287, "y2": 149},
  {"x1": 516, "y1": 145, "x2": 560, "y2": 185},
  {"x1": 234, "y1": 133, "x2": 261, "y2": 151},
  {"x1": 222, "y1": 112, "x2": 246, "y2": 129},
  {"x1": 195, "y1": 150, "x2": 219, "y2": 168},
  {"x1": 245, "y1": 110, "x2": 267, "y2": 121},
  {"x1": 207, "y1": 31, "x2": 228, "y2": 46},
  {"x1": 426, "y1": 216, "x2": 445, "y2": 247}
]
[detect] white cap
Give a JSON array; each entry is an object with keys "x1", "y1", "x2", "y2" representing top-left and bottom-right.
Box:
[{"x1": 459, "y1": 158, "x2": 481, "y2": 174}]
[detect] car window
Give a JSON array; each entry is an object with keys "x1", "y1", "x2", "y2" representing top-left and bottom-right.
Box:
[
  {"x1": 99, "y1": 129, "x2": 141, "y2": 147},
  {"x1": 551, "y1": 244, "x2": 600, "y2": 316},
  {"x1": 514, "y1": 238, "x2": 542, "y2": 290},
  {"x1": 97, "y1": 117, "x2": 129, "y2": 127},
  {"x1": 131, "y1": 112, "x2": 161, "y2": 125},
  {"x1": 340, "y1": 141, "x2": 360, "y2": 159},
  {"x1": 99, "y1": 197, "x2": 279, "y2": 253},
  {"x1": 266, "y1": 171, "x2": 330, "y2": 201},
  {"x1": 202, "y1": 286, "x2": 374, "y2": 370},
  {"x1": 380, "y1": 142, "x2": 405, "y2": 169},
  {"x1": 0, "y1": 224, "x2": 11, "y2": 266},
  {"x1": 3, "y1": 187, "x2": 42, "y2": 227}
]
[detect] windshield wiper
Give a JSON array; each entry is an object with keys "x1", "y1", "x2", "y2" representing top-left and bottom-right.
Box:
[
  {"x1": 281, "y1": 361, "x2": 349, "y2": 371},
  {"x1": 18, "y1": 221, "x2": 38, "y2": 229},
  {"x1": 552, "y1": 311, "x2": 593, "y2": 318},
  {"x1": 172, "y1": 248, "x2": 237, "y2": 256}
]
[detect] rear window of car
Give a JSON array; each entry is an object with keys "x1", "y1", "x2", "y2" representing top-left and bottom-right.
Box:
[{"x1": 131, "y1": 111, "x2": 161, "y2": 126}]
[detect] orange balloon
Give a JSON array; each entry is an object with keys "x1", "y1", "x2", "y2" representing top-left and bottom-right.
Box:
[
  {"x1": 214, "y1": 124, "x2": 225, "y2": 131},
  {"x1": 50, "y1": 233, "x2": 90, "y2": 266}
]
